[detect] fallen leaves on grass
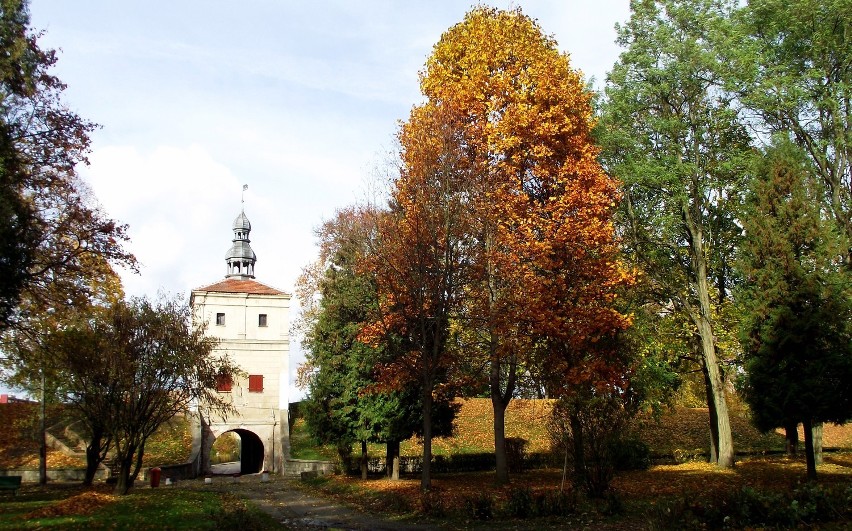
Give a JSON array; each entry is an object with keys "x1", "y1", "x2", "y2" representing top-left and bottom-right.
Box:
[
  {"x1": 142, "y1": 414, "x2": 193, "y2": 466},
  {"x1": 313, "y1": 453, "x2": 852, "y2": 517},
  {"x1": 401, "y1": 399, "x2": 554, "y2": 457},
  {"x1": 312, "y1": 470, "x2": 572, "y2": 513},
  {"x1": 614, "y1": 453, "x2": 852, "y2": 499},
  {"x1": 20, "y1": 490, "x2": 116, "y2": 520}
]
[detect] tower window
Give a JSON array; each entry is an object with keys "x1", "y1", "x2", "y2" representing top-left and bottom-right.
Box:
[
  {"x1": 258, "y1": 314, "x2": 267, "y2": 327},
  {"x1": 215, "y1": 374, "x2": 232, "y2": 392},
  {"x1": 248, "y1": 374, "x2": 264, "y2": 393},
  {"x1": 216, "y1": 313, "x2": 225, "y2": 326}
]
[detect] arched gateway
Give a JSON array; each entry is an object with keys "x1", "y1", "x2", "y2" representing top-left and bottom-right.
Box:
[{"x1": 191, "y1": 207, "x2": 291, "y2": 474}]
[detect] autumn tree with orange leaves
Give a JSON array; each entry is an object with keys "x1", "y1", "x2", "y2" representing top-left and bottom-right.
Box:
[
  {"x1": 418, "y1": 7, "x2": 633, "y2": 486},
  {"x1": 362, "y1": 103, "x2": 472, "y2": 491},
  {"x1": 363, "y1": 7, "x2": 633, "y2": 490}
]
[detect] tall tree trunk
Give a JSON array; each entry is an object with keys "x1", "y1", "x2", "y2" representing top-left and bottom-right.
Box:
[
  {"x1": 493, "y1": 394, "x2": 508, "y2": 485},
  {"x1": 421, "y1": 376, "x2": 433, "y2": 492},
  {"x1": 684, "y1": 206, "x2": 735, "y2": 468},
  {"x1": 570, "y1": 412, "x2": 585, "y2": 486},
  {"x1": 485, "y1": 232, "x2": 515, "y2": 486},
  {"x1": 114, "y1": 450, "x2": 134, "y2": 495},
  {"x1": 812, "y1": 422, "x2": 823, "y2": 466},
  {"x1": 491, "y1": 350, "x2": 516, "y2": 486},
  {"x1": 130, "y1": 442, "x2": 145, "y2": 482},
  {"x1": 702, "y1": 358, "x2": 720, "y2": 463},
  {"x1": 83, "y1": 426, "x2": 107, "y2": 487},
  {"x1": 39, "y1": 371, "x2": 47, "y2": 486},
  {"x1": 695, "y1": 313, "x2": 734, "y2": 468},
  {"x1": 386, "y1": 440, "x2": 400, "y2": 480},
  {"x1": 784, "y1": 421, "x2": 798, "y2": 456},
  {"x1": 360, "y1": 440, "x2": 368, "y2": 480},
  {"x1": 200, "y1": 414, "x2": 212, "y2": 476},
  {"x1": 803, "y1": 417, "x2": 817, "y2": 480}
]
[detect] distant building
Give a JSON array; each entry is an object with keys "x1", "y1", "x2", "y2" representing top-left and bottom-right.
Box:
[{"x1": 191, "y1": 208, "x2": 291, "y2": 474}]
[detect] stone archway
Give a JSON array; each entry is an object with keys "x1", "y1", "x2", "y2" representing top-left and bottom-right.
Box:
[
  {"x1": 207, "y1": 428, "x2": 265, "y2": 475},
  {"x1": 232, "y1": 429, "x2": 264, "y2": 474}
]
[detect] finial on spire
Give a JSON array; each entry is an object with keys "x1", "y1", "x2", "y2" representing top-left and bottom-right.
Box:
[{"x1": 242, "y1": 184, "x2": 248, "y2": 208}]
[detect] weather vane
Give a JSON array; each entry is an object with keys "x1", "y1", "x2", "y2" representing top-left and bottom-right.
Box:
[{"x1": 242, "y1": 184, "x2": 248, "y2": 206}]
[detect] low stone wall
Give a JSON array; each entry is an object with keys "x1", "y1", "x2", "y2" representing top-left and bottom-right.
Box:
[
  {"x1": 283, "y1": 458, "x2": 335, "y2": 477},
  {"x1": 145, "y1": 462, "x2": 196, "y2": 481},
  {"x1": 0, "y1": 468, "x2": 108, "y2": 483}
]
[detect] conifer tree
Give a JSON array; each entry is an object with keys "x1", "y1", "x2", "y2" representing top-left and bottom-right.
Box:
[{"x1": 738, "y1": 140, "x2": 852, "y2": 480}]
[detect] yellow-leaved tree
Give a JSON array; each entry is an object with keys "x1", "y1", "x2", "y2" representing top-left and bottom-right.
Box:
[{"x1": 394, "y1": 7, "x2": 633, "y2": 486}]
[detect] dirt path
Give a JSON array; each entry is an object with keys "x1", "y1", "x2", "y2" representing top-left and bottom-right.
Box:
[{"x1": 195, "y1": 474, "x2": 437, "y2": 530}]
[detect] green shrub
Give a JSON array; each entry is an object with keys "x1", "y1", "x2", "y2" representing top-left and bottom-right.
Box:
[
  {"x1": 505, "y1": 486, "x2": 533, "y2": 518},
  {"x1": 648, "y1": 484, "x2": 852, "y2": 529},
  {"x1": 533, "y1": 490, "x2": 577, "y2": 517},
  {"x1": 463, "y1": 492, "x2": 493, "y2": 520},
  {"x1": 611, "y1": 436, "x2": 650, "y2": 471}
]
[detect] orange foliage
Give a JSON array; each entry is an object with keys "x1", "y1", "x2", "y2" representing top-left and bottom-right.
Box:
[
  {"x1": 20, "y1": 490, "x2": 116, "y2": 520},
  {"x1": 419, "y1": 6, "x2": 634, "y2": 395}
]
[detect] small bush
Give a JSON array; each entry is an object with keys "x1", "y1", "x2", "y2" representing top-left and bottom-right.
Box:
[
  {"x1": 602, "y1": 491, "x2": 624, "y2": 516},
  {"x1": 420, "y1": 491, "x2": 446, "y2": 518},
  {"x1": 534, "y1": 490, "x2": 577, "y2": 517},
  {"x1": 463, "y1": 492, "x2": 493, "y2": 520},
  {"x1": 648, "y1": 484, "x2": 852, "y2": 529},
  {"x1": 505, "y1": 486, "x2": 533, "y2": 518},
  {"x1": 611, "y1": 436, "x2": 650, "y2": 471},
  {"x1": 502, "y1": 487, "x2": 578, "y2": 519},
  {"x1": 505, "y1": 438, "x2": 527, "y2": 473}
]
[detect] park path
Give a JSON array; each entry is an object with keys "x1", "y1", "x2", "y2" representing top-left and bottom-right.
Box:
[{"x1": 199, "y1": 473, "x2": 438, "y2": 530}]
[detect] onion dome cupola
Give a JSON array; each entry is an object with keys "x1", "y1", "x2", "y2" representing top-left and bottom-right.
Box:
[{"x1": 225, "y1": 209, "x2": 257, "y2": 279}]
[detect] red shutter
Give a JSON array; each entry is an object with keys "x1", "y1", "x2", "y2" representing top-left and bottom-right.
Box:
[
  {"x1": 248, "y1": 374, "x2": 264, "y2": 393},
  {"x1": 216, "y1": 375, "x2": 232, "y2": 392}
]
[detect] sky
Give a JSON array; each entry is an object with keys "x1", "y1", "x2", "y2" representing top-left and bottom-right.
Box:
[{"x1": 21, "y1": 0, "x2": 632, "y2": 402}]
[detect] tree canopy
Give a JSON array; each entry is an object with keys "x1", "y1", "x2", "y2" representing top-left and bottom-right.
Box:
[
  {"x1": 50, "y1": 295, "x2": 239, "y2": 494},
  {"x1": 738, "y1": 140, "x2": 852, "y2": 479},
  {"x1": 0, "y1": 0, "x2": 135, "y2": 333}
]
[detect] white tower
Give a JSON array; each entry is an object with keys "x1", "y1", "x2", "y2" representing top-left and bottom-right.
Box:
[{"x1": 191, "y1": 208, "x2": 291, "y2": 474}]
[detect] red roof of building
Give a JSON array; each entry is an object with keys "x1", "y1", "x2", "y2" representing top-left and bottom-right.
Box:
[{"x1": 192, "y1": 278, "x2": 288, "y2": 296}]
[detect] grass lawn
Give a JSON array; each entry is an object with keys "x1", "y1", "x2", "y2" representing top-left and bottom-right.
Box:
[
  {"x1": 288, "y1": 418, "x2": 339, "y2": 461},
  {"x1": 0, "y1": 483, "x2": 279, "y2": 530}
]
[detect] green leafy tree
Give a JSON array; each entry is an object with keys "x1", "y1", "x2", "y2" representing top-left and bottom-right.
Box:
[
  {"x1": 738, "y1": 140, "x2": 852, "y2": 480},
  {"x1": 0, "y1": 2, "x2": 134, "y2": 484},
  {"x1": 0, "y1": 0, "x2": 134, "y2": 332},
  {"x1": 50, "y1": 295, "x2": 238, "y2": 494},
  {"x1": 1, "y1": 253, "x2": 125, "y2": 485},
  {"x1": 723, "y1": 0, "x2": 851, "y2": 264},
  {"x1": 600, "y1": 0, "x2": 752, "y2": 468},
  {"x1": 297, "y1": 207, "x2": 456, "y2": 480}
]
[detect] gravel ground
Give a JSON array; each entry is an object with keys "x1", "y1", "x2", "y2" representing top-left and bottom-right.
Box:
[{"x1": 192, "y1": 473, "x2": 437, "y2": 530}]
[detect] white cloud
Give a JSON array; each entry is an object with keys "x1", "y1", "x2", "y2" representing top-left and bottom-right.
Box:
[{"x1": 83, "y1": 144, "x2": 243, "y2": 296}]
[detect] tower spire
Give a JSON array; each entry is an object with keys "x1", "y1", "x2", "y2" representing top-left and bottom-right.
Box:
[{"x1": 225, "y1": 188, "x2": 256, "y2": 279}]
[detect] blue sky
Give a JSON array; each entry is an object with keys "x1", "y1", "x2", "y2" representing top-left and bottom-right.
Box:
[{"x1": 19, "y1": 1, "x2": 631, "y2": 401}]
